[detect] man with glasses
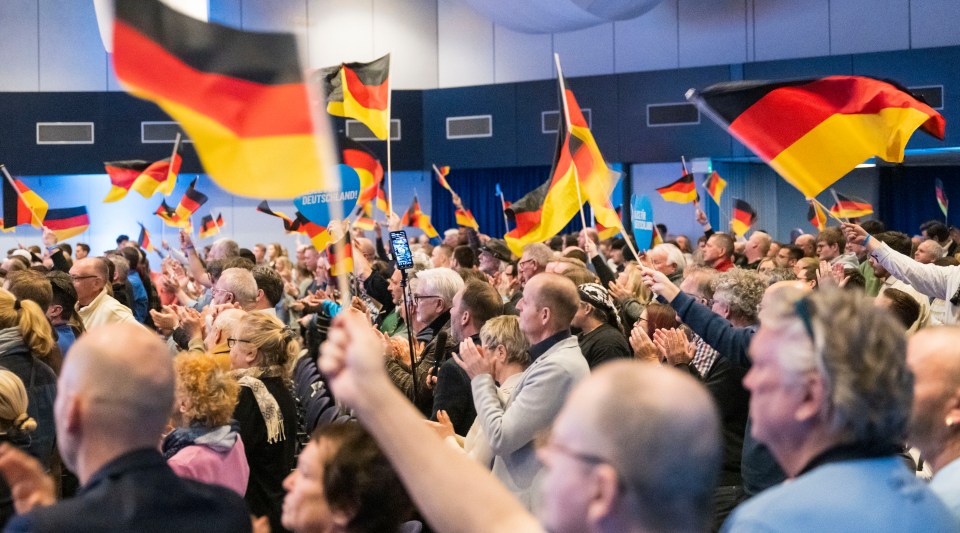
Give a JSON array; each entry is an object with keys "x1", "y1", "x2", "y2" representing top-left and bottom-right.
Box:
[
  {"x1": 319, "y1": 311, "x2": 721, "y2": 533},
  {"x1": 70, "y1": 257, "x2": 138, "y2": 330},
  {"x1": 505, "y1": 243, "x2": 552, "y2": 315},
  {"x1": 723, "y1": 288, "x2": 956, "y2": 532},
  {"x1": 212, "y1": 268, "x2": 259, "y2": 311}
]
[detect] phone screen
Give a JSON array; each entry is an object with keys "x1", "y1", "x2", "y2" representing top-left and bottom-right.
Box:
[{"x1": 390, "y1": 231, "x2": 414, "y2": 270}]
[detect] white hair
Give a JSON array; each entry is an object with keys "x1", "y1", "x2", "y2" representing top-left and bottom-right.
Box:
[
  {"x1": 416, "y1": 267, "x2": 464, "y2": 308},
  {"x1": 218, "y1": 268, "x2": 258, "y2": 307},
  {"x1": 651, "y1": 243, "x2": 686, "y2": 272}
]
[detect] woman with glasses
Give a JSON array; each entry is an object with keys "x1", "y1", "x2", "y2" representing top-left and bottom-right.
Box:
[
  {"x1": 163, "y1": 351, "x2": 248, "y2": 496},
  {"x1": 228, "y1": 312, "x2": 299, "y2": 533}
]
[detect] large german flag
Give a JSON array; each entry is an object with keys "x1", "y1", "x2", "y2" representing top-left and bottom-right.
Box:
[
  {"x1": 704, "y1": 171, "x2": 727, "y2": 205},
  {"x1": 401, "y1": 196, "x2": 439, "y2": 238},
  {"x1": 2, "y1": 176, "x2": 47, "y2": 231},
  {"x1": 112, "y1": 0, "x2": 334, "y2": 199},
  {"x1": 808, "y1": 202, "x2": 827, "y2": 231},
  {"x1": 595, "y1": 205, "x2": 623, "y2": 240},
  {"x1": 565, "y1": 89, "x2": 622, "y2": 236},
  {"x1": 318, "y1": 54, "x2": 390, "y2": 140},
  {"x1": 830, "y1": 192, "x2": 873, "y2": 219},
  {"x1": 690, "y1": 76, "x2": 945, "y2": 198},
  {"x1": 341, "y1": 137, "x2": 383, "y2": 208},
  {"x1": 44, "y1": 207, "x2": 89, "y2": 241},
  {"x1": 730, "y1": 199, "x2": 756, "y2": 237},
  {"x1": 656, "y1": 173, "x2": 698, "y2": 204}
]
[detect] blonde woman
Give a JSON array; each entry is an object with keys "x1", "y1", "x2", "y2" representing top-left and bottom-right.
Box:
[
  {"x1": 228, "y1": 312, "x2": 298, "y2": 533},
  {"x1": 0, "y1": 369, "x2": 36, "y2": 528},
  {"x1": 0, "y1": 289, "x2": 56, "y2": 470},
  {"x1": 163, "y1": 352, "x2": 248, "y2": 496}
]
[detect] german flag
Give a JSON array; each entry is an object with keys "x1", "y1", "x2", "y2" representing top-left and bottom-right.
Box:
[
  {"x1": 690, "y1": 76, "x2": 945, "y2": 199},
  {"x1": 216, "y1": 213, "x2": 225, "y2": 229},
  {"x1": 174, "y1": 178, "x2": 208, "y2": 222},
  {"x1": 374, "y1": 186, "x2": 390, "y2": 214},
  {"x1": 704, "y1": 171, "x2": 727, "y2": 205},
  {"x1": 656, "y1": 173, "x2": 698, "y2": 204},
  {"x1": 651, "y1": 223, "x2": 664, "y2": 248},
  {"x1": 327, "y1": 234, "x2": 353, "y2": 277},
  {"x1": 495, "y1": 183, "x2": 511, "y2": 211},
  {"x1": 564, "y1": 88, "x2": 621, "y2": 236},
  {"x1": 830, "y1": 192, "x2": 873, "y2": 219},
  {"x1": 353, "y1": 216, "x2": 376, "y2": 231},
  {"x1": 401, "y1": 196, "x2": 439, "y2": 238},
  {"x1": 155, "y1": 199, "x2": 183, "y2": 228},
  {"x1": 112, "y1": 0, "x2": 334, "y2": 199},
  {"x1": 103, "y1": 160, "x2": 150, "y2": 202},
  {"x1": 341, "y1": 137, "x2": 383, "y2": 208},
  {"x1": 2, "y1": 176, "x2": 47, "y2": 231},
  {"x1": 937, "y1": 178, "x2": 948, "y2": 218},
  {"x1": 199, "y1": 214, "x2": 220, "y2": 239},
  {"x1": 318, "y1": 54, "x2": 390, "y2": 140},
  {"x1": 808, "y1": 201, "x2": 827, "y2": 231},
  {"x1": 730, "y1": 199, "x2": 756, "y2": 237},
  {"x1": 455, "y1": 208, "x2": 479, "y2": 230},
  {"x1": 595, "y1": 205, "x2": 623, "y2": 240},
  {"x1": 435, "y1": 165, "x2": 453, "y2": 193},
  {"x1": 295, "y1": 212, "x2": 333, "y2": 251},
  {"x1": 44, "y1": 207, "x2": 89, "y2": 241},
  {"x1": 137, "y1": 224, "x2": 156, "y2": 253},
  {"x1": 256, "y1": 200, "x2": 300, "y2": 232},
  {"x1": 130, "y1": 134, "x2": 183, "y2": 199}
]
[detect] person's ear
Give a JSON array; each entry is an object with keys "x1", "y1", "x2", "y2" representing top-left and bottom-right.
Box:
[
  {"x1": 586, "y1": 464, "x2": 620, "y2": 526},
  {"x1": 795, "y1": 372, "x2": 826, "y2": 424},
  {"x1": 244, "y1": 348, "x2": 259, "y2": 366}
]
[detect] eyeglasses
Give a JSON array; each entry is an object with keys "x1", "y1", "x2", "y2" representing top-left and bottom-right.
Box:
[
  {"x1": 518, "y1": 258, "x2": 536, "y2": 269},
  {"x1": 227, "y1": 338, "x2": 254, "y2": 348},
  {"x1": 535, "y1": 429, "x2": 610, "y2": 466},
  {"x1": 69, "y1": 274, "x2": 99, "y2": 282},
  {"x1": 212, "y1": 287, "x2": 235, "y2": 300},
  {"x1": 413, "y1": 294, "x2": 442, "y2": 305}
]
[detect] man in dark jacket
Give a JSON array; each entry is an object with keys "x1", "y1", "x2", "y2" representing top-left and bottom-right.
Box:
[{"x1": 0, "y1": 323, "x2": 250, "y2": 533}]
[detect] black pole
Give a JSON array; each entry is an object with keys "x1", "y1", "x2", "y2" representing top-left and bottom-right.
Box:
[{"x1": 399, "y1": 268, "x2": 418, "y2": 405}]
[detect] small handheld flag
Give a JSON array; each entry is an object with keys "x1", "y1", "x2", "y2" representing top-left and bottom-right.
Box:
[
  {"x1": 656, "y1": 174, "x2": 698, "y2": 204},
  {"x1": 937, "y1": 178, "x2": 949, "y2": 220},
  {"x1": 318, "y1": 54, "x2": 391, "y2": 140},
  {"x1": 45, "y1": 207, "x2": 90, "y2": 241},
  {"x1": 730, "y1": 199, "x2": 756, "y2": 237},
  {"x1": 830, "y1": 192, "x2": 873, "y2": 219},
  {"x1": 704, "y1": 171, "x2": 727, "y2": 205},
  {"x1": 808, "y1": 202, "x2": 827, "y2": 232}
]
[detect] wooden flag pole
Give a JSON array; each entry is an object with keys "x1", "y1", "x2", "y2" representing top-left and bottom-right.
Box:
[
  {"x1": 162, "y1": 133, "x2": 182, "y2": 196},
  {"x1": 681, "y1": 155, "x2": 699, "y2": 211},
  {"x1": 385, "y1": 59, "x2": 394, "y2": 221},
  {"x1": 554, "y1": 54, "x2": 589, "y2": 232},
  {"x1": 828, "y1": 188, "x2": 850, "y2": 224},
  {"x1": 813, "y1": 197, "x2": 845, "y2": 225},
  {"x1": 0, "y1": 164, "x2": 44, "y2": 228}
]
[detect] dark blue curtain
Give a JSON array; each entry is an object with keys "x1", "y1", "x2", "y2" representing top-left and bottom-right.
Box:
[
  {"x1": 431, "y1": 166, "x2": 596, "y2": 239},
  {"x1": 878, "y1": 166, "x2": 959, "y2": 234}
]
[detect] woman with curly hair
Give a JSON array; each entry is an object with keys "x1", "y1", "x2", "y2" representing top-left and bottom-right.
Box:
[
  {"x1": 281, "y1": 423, "x2": 415, "y2": 533},
  {"x1": 163, "y1": 351, "x2": 248, "y2": 496},
  {"x1": 0, "y1": 369, "x2": 36, "y2": 527},
  {"x1": 229, "y1": 312, "x2": 299, "y2": 532}
]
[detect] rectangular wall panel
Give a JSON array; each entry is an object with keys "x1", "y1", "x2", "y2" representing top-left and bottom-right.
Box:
[
  {"x1": 0, "y1": 0, "x2": 40, "y2": 91},
  {"x1": 307, "y1": 0, "x2": 374, "y2": 69},
  {"x1": 39, "y1": 0, "x2": 107, "y2": 91},
  {"x1": 830, "y1": 0, "x2": 909, "y2": 54},
  {"x1": 493, "y1": 25, "x2": 554, "y2": 83},
  {"x1": 753, "y1": 0, "x2": 830, "y2": 61},
  {"x1": 553, "y1": 23, "x2": 615, "y2": 78},
  {"x1": 614, "y1": 0, "x2": 679, "y2": 72},
  {"x1": 910, "y1": 0, "x2": 960, "y2": 50},
  {"x1": 241, "y1": 0, "x2": 306, "y2": 32},
  {"x1": 423, "y1": 84, "x2": 517, "y2": 168},
  {"x1": 437, "y1": 0, "x2": 494, "y2": 88},
  {"x1": 678, "y1": 0, "x2": 747, "y2": 68},
  {"x1": 372, "y1": 0, "x2": 438, "y2": 89}
]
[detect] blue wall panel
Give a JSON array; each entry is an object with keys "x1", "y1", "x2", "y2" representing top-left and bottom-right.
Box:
[
  {"x1": 422, "y1": 84, "x2": 517, "y2": 168},
  {"x1": 0, "y1": 1, "x2": 39, "y2": 92},
  {"x1": 617, "y1": 65, "x2": 733, "y2": 163},
  {"x1": 38, "y1": 0, "x2": 107, "y2": 91}
]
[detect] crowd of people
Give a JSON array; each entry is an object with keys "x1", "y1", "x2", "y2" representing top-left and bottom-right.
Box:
[{"x1": 0, "y1": 208, "x2": 954, "y2": 532}]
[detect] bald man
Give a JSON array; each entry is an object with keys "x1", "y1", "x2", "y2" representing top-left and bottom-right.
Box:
[
  {"x1": 908, "y1": 327, "x2": 960, "y2": 521},
  {"x1": 70, "y1": 257, "x2": 138, "y2": 330},
  {"x1": 0, "y1": 324, "x2": 250, "y2": 532},
  {"x1": 321, "y1": 310, "x2": 721, "y2": 533}
]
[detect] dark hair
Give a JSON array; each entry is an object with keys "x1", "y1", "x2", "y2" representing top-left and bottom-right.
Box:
[
  {"x1": 75, "y1": 243, "x2": 90, "y2": 254},
  {"x1": 644, "y1": 302, "x2": 679, "y2": 338},
  {"x1": 841, "y1": 268, "x2": 865, "y2": 291},
  {"x1": 924, "y1": 221, "x2": 949, "y2": 241},
  {"x1": 935, "y1": 256, "x2": 960, "y2": 267},
  {"x1": 47, "y1": 271, "x2": 77, "y2": 322},
  {"x1": 252, "y1": 266, "x2": 283, "y2": 307},
  {"x1": 563, "y1": 248, "x2": 589, "y2": 265},
  {"x1": 877, "y1": 288, "x2": 921, "y2": 329},
  {"x1": 238, "y1": 248, "x2": 257, "y2": 264},
  {"x1": 221, "y1": 257, "x2": 255, "y2": 271},
  {"x1": 115, "y1": 235, "x2": 129, "y2": 246},
  {"x1": 860, "y1": 220, "x2": 885, "y2": 235},
  {"x1": 782, "y1": 244, "x2": 804, "y2": 262},
  {"x1": 452, "y1": 246, "x2": 476, "y2": 269},
  {"x1": 56, "y1": 243, "x2": 73, "y2": 257},
  {"x1": 874, "y1": 231, "x2": 912, "y2": 257},
  {"x1": 314, "y1": 423, "x2": 413, "y2": 533}
]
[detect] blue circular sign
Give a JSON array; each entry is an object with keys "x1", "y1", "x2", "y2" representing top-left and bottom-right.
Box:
[{"x1": 294, "y1": 164, "x2": 362, "y2": 226}]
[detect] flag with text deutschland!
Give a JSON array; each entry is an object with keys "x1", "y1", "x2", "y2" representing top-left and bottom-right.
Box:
[
  {"x1": 808, "y1": 202, "x2": 827, "y2": 232},
  {"x1": 830, "y1": 192, "x2": 873, "y2": 219},
  {"x1": 704, "y1": 171, "x2": 727, "y2": 205},
  {"x1": 256, "y1": 201, "x2": 300, "y2": 232},
  {"x1": 138, "y1": 224, "x2": 156, "y2": 253},
  {"x1": 318, "y1": 54, "x2": 390, "y2": 140},
  {"x1": 327, "y1": 234, "x2": 353, "y2": 277},
  {"x1": 401, "y1": 196, "x2": 439, "y2": 238},
  {"x1": 44, "y1": 207, "x2": 89, "y2": 241},
  {"x1": 730, "y1": 199, "x2": 756, "y2": 237},
  {"x1": 455, "y1": 208, "x2": 479, "y2": 230},
  {"x1": 689, "y1": 76, "x2": 945, "y2": 199},
  {"x1": 112, "y1": 0, "x2": 335, "y2": 199},
  {"x1": 341, "y1": 137, "x2": 384, "y2": 208},
  {"x1": 174, "y1": 178, "x2": 208, "y2": 222},
  {"x1": 656, "y1": 173, "x2": 698, "y2": 204},
  {"x1": 199, "y1": 214, "x2": 220, "y2": 239},
  {"x1": 2, "y1": 178, "x2": 47, "y2": 231},
  {"x1": 937, "y1": 179, "x2": 949, "y2": 218}
]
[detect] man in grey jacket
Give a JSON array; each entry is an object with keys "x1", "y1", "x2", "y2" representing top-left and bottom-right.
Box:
[{"x1": 457, "y1": 272, "x2": 590, "y2": 509}]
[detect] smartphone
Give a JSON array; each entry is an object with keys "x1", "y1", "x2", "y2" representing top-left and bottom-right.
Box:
[{"x1": 390, "y1": 230, "x2": 414, "y2": 270}]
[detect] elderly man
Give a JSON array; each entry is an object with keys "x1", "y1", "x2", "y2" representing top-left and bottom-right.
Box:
[
  {"x1": 321, "y1": 311, "x2": 721, "y2": 533},
  {"x1": 70, "y1": 257, "x2": 138, "y2": 330},
  {"x1": 702, "y1": 233, "x2": 735, "y2": 272},
  {"x1": 916, "y1": 239, "x2": 947, "y2": 265},
  {"x1": 0, "y1": 324, "x2": 250, "y2": 532},
  {"x1": 478, "y1": 239, "x2": 513, "y2": 278},
  {"x1": 456, "y1": 273, "x2": 589, "y2": 509},
  {"x1": 386, "y1": 267, "x2": 463, "y2": 415},
  {"x1": 212, "y1": 267, "x2": 259, "y2": 311},
  {"x1": 794, "y1": 233, "x2": 816, "y2": 258},
  {"x1": 722, "y1": 288, "x2": 956, "y2": 532},
  {"x1": 505, "y1": 243, "x2": 553, "y2": 314},
  {"x1": 907, "y1": 327, "x2": 960, "y2": 521},
  {"x1": 648, "y1": 243, "x2": 686, "y2": 283}
]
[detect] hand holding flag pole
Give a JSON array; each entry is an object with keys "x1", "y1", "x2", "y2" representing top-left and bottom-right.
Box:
[
  {"x1": 0, "y1": 165, "x2": 43, "y2": 228},
  {"x1": 812, "y1": 196, "x2": 845, "y2": 225}
]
